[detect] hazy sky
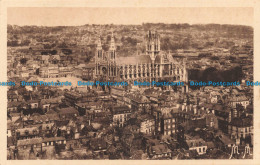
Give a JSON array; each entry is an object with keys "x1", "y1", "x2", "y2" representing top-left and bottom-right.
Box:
[{"x1": 7, "y1": 7, "x2": 253, "y2": 26}]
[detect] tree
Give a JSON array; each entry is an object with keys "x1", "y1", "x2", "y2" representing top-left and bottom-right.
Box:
[
  {"x1": 20, "y1": 58, "x2": 27, "y2": 65},
  {"x1": 21, "y1": 39, "x2": 31, "y2": 46},
  {"x1": 57, "y1": 128, "x2": 61, "y2": 137},
  {"x1": 210, "y1": 56, "x2": 219, "y2": 61},
  {"x1": 7, "y1": 40, "x2": 19, "y2": 47},
  {"x1": 36, "y1": 68, "x2": 40, "y2": 75},
  {"x1": 50, "y1": 50, "x2": 57, "y2": 55},
  {"x1": 61, "y1": 49, "x2": 72, "y2": 55}
]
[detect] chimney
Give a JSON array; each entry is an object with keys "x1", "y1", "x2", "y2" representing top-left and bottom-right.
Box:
[
  {"x1": 75, "y1": 132, "x2": 80, "y2": 139},
  {"x1": 176, "y1": 104, "x2": 180, "y2": 108},
  {"x1": 182, "y1": 105, "x2": 185, "y2": 111},
  {"x1": 194, "y1": 105, "x2": 197, "y2": 114}
]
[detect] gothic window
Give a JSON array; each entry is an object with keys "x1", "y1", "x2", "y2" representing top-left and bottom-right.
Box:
[
  {"x1": 125, "y1": 66, "x2": 128, "y2": 74},
  {"x1": 99, "y1": 51, "x2": 102, "y2": 58},
  {"x1": 120, "y1": 66, "x2": 123, "y2": 75},
  {"x1": 147, "y1": 65, "x2": 150, "y2": 76},
  {"x1": 134, "y1": 66, "x2": 137, "y2": 78},
  {"x1": 129, "y1": 65, "x2": 132, "y2": 73}
]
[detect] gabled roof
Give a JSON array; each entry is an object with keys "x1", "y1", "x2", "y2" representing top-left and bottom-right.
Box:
[
  {"x1": 113, "y1": 105, "x2": 131, "y2": 114},
  {"x1": 229, "y1": 95, "x2": 248, "y2": 102},
  {"x1": 7, "y1": 137, "x2": 15, "y2": 147},
  {"x1": 138, "y1": 114, "x2": 154, "y2": 122},
  {"x1": 116, "y1": 55, "x2": 152, "y2": 65},
  {"x1": 46, "y1": 110, "x2": 58, "y2": 115},
  {"x1": 230, "y1": 117, "x2": 252, "y2": 127},
  {"x1": 8, "y1": 101, "x2": 21, "y2": 108},
  {"x1": 90, "y1": 138, "x2": 107, "y2": 150},
  {"x1": 16, "y1": 127, "x2": 39, "y2": 136},
  {"x1": 56, "y1": 120, "x2": 69, "y2": 127},
  {"x1": 58, "y1": 107, "x2": 79, "y2": 115},
  {"x1": 27, "y1": 100, "x2": 39, "y2": 104},
  {"x1": 42, "y1": 123, "x2": 55, "y2": 130},
  {"x1": 218, "y1": 135, "x2": 235, "y2": 145},
  {"x1": 40, "y1": 97, "x2": 62, "y2": 104},
  {"x1": 213, "y1": 104, "x2": 223, "y2": 111},
  {"x1": 151, "y1": 144, "x2": 172, "y2": 154},
  {"x1": 42, "y1": 136, "x2": 65, "y2": 142},
  {"x1": 17, "y1": 137, "x2": 42, "y2": 146},
  {"x1": 186, "y1": 138, "x2": 206, "y2": 148},
  {"x1": 27, "y1": 76, "x2": 39, "y2": 82}
]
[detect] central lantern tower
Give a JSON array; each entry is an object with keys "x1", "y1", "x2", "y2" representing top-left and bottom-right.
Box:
[{"x1": 145, "y1": 30, "x2": 160, "y2": 62}]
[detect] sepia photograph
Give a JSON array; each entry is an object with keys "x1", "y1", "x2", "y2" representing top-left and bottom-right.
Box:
[{"x1": 3, "y1": 3, "x2": 258, "y2": 162}]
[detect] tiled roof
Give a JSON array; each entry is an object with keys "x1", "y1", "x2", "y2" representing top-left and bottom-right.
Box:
[
  {"x1": 42, "y1": 123, "x2": 54, "y2": 130},
  {"x1": 116, "y1": 55, "x2": 152, "y2": 65},
  {"x1": 40, "y1": 97, "x2": 62, "y2": 104},
  {"x1": 151, "y1": 144, "x2": 172, "y2": 154},
  {"x1": 58, "y1": 107, "x2": 79, "y2": 115},
  {"x1": 218, "y1": 135, "x2": 235, "y2": 145},
  {"x1": 17, "y1": 137, "x2": 42, "y2": 146},
  {"x1": 42, "y1": 137, "x2": 65, "y2": 142},
  {"x1": 229, "y1": 96, "x2": 248, "y2": 102},
  {"x1": 16, "y1": 127, "x2": 39, "y2": 136},
  {"x1": 7, "y1": 137, "x2": 15, "y2": 147},
  {"x1": 113, "y1": 105, "x2": 131, "y2": 114},
  {"x1": 230, "y1": 117, "x2": 252, "y2": 127},
  {"x1": 186, "y1": 138, "x2": 206, "y2": 148},
  {"x1": 8, "y1": 101, "x2": 21, "y2": 107}
]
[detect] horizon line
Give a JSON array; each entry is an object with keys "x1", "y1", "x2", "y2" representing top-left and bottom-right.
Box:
[{"x1": 7, "y1": 23, "x2": 253, "y2": 28}]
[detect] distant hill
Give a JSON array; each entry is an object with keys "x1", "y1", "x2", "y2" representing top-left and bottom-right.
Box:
[{"x1": 7, "y1": 23, "x2": 253, "y2": 57}]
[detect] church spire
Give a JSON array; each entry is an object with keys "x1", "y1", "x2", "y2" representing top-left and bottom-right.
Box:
[
  {"x1": 146, "y1": 30, "x2": 160, "y2": 62},
  {"x1": 109, "y1": 32, "x2": 116, "y2": 61},
  {"x1": 96, "y1": 35, "x2": 103, "y2": 59},
  {"x1": 110, "y1": 32, "x2": 116, "y2": 51},
  {"x1": 97, "y1": 35, "x2": 102, "y2": 50}
]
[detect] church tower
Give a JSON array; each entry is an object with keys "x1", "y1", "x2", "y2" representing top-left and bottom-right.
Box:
[
  {"x1": 146, "y1": 30, "x2": 160, "y2": 62},
  {"x1": 96, "y1": 36, "x2": 103, "y2": 60},
  {"x1": 109, "y1": 32, "x2": 116, "y2": 62},
  {"x1": 95, "y1": 36, "x2": 103, "y2": 77},
  {"x1": 108, "y1": 32, "x2": 116, "y2": 78}
]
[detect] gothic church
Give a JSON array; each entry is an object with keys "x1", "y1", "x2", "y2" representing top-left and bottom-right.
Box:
[{"x1": 94, "y1": 30, "x2": 188, "y2": 83}]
